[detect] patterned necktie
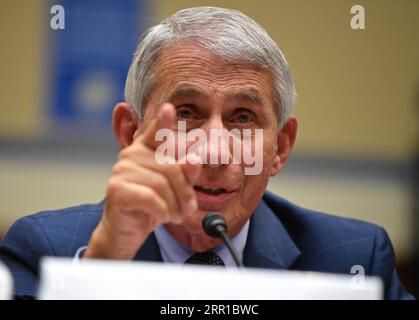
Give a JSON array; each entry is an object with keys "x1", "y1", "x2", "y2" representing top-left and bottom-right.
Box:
[{"x1": 185, "y1": 251, "x2": 225, "y2": 266}]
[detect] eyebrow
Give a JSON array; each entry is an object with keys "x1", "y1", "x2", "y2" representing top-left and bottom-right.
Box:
[
  {"x1": 166, "y1": 85, "x2": 208, "y2": 102},
  {"x1": 227, "y1": 88, "x2": 265, "y2": 106},
  {"x1": 165, "y1": 85, "x2": 265, "y2": 106}
]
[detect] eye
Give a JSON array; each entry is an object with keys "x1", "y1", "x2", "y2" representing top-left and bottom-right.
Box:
[
  {"x1": 231, "y1": 109, "x2": 255, "y2": 124},
  {"x1": 238, "y1": 113, "x2": 251, "y2": 123},
  {"x1": 176, "y1": 105, "x2": 194, "y2": 120}
]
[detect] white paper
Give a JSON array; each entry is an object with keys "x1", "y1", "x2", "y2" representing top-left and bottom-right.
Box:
[
  {"x1": 38, "y1": 257, "x2": 383, "y2": 300},
  {"x1": 0, "y1": 262, "x2": 13, "y2": 300}
]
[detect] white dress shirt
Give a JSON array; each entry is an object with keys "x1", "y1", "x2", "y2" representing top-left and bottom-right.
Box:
[{"x1": 73, "y1": 220, "x2": 250, "y2": 267}]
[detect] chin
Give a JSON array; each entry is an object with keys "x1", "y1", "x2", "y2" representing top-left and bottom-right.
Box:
[
  {"x1": 189, "y1": 235, "x2": 224, "y2": 252},
  {"x1": 183, "y1": 210, "x2": 206, "y2": 231}
]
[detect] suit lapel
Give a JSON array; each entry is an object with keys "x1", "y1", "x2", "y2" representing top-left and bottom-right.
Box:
[
  {"x1": 243, "y1": 199, "x2": 301, "y2": 269},
  {"x1": 133, "y1": 233, "x2": 163, "y2": 262},
  {"x1": 130, "y1": 197, "x2": 301, "y2": 268}
]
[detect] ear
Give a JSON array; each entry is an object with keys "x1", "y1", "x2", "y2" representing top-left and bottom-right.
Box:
[
  {"x1": 271, "y1": 116, "x2": 298, "y2": 177},
  {"x1": 112, "y1": 102, "x2": 139, "y2": 148}
]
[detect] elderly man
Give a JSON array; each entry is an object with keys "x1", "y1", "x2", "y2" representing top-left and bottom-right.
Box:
[{"x1": 0, "y1": 7, "x2": 413, "y2": 299}]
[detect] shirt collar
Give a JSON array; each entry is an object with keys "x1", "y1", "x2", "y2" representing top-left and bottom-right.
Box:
[{"x1": 154, "y1": 220, "x2": 250, "y2": 267}]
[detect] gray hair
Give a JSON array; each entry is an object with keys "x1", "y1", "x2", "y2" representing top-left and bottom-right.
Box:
[{"x1": 124, "y1": 6, "x2": 296, "y2": 128}]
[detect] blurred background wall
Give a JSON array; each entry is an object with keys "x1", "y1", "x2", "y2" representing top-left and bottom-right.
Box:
[{"x1": 0, "y1": 0, "x2": 418, "y2": 295}]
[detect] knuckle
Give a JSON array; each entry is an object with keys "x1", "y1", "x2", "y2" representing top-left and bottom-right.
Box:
[
  {"x1": 151, "y1": 174, "x2": 170, "y2": 194},
  {"x1": 141, "y1": 189, "x2": 171, "y2": 222},
  {"x1": 107, "y1": 177, "x2": 122, "y2": 196},
  {"x1": 111, "y1": 160, "x2": 130, "y2": 175},
  {"x1": 118, "y1": 147, "x2": 132, "y2": 160},
  {"x1": 161, "y1": 202, "x2": 171, "y2": 219},
  {"x1": 139, "y1": 185, "x2": 155, "y2": 201},
  {"x1": 164, "y1": 163, "x2": 180, "y2": 178}
]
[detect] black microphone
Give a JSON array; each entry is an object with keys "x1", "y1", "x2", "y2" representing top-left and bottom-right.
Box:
[{"x1": 202, "y1": 212, "x2": 243, "y2": 267}]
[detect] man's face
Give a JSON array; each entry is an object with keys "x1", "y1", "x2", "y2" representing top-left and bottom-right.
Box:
[{"x1": 138, "y1": 43, "x2": 287, "y2": 250}]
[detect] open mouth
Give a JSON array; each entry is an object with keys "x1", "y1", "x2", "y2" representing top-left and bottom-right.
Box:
[
  {"x1": 193, "y1": 184, "x2": 237, "y2": 209},
  {"x1": 194, "y1": 185, "x2": 228, "y2": 195}
]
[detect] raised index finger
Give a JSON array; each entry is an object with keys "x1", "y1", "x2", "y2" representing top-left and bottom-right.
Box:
[{"x1": 136, "y1": 103, "x2": 176, "y2": 150}]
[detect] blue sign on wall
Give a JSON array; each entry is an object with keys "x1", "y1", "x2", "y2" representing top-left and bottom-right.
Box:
[{"x1": 50, "y1": 0, "x2": 147, "y2": 133}]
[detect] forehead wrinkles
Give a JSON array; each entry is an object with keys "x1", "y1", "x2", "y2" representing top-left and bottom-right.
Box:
[{"x1": 152, "y1": 45, "x2": 273, "y2": 98}]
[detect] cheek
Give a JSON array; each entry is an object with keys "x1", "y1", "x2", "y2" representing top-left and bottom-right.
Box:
[
  {"x1": 243, "y1": 169, "x2": 271, "y2": 199},
  {"x1": 236, "y1": 131, "x2": 276, "y2": 197},
  {"x1": 237, "y1": 135, "x2": 276, "y2": 209},
  {"x1": 227, "y1": 175, "x2": 266, "y2": 231},
  {"x1": 240, "y1": 150, "x2": 273, "y2": 206},
  {"x1": 261, "y1": 134, "x2": 278, "y2": 170}
]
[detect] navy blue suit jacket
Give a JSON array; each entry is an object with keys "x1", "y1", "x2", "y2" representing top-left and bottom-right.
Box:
[{"x1": 0, "y1": 191, "x2": 414, "y2": 299}]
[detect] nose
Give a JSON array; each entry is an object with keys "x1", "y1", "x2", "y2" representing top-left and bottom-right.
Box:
[{"x1": 201, "y1": 117, "x2": 233, "y2": 168}]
